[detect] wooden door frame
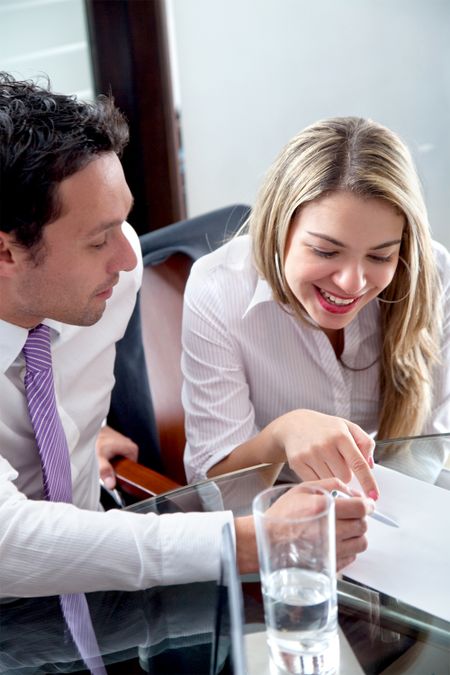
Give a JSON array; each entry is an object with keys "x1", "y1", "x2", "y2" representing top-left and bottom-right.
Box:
[{"x1": 84, "y1": 0, "x2": 186, "y2": 234}]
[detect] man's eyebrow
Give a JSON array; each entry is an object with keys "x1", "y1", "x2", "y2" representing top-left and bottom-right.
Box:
[
  {"x1": 86, "y1": 198, "x2": 135, "y2": 237},
  {"x1": 306, "y1": 231, "x2": 402, "y2": 250},
  {"x1": 86, "y1": 220, "x2": 124, "y2": 237}
]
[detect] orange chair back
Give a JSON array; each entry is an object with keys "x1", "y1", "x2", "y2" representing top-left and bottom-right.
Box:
[{"x1": 140, "y1": 253, "x2": 192, "y2": 484}]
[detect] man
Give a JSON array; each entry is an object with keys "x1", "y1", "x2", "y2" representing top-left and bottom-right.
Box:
[{"x1": 0, "y1": 72, "x2": 373, "y2": 599}]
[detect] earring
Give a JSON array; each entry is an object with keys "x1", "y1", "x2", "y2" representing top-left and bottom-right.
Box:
[
  {"x1": 274, "y1": 250, "x2": 283, "y2": 285},
  {"x1": 377, "y1": 256, "x2": 411, "y2": 304}
]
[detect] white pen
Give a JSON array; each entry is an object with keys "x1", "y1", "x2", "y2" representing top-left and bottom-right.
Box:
[
  {"x1": 331, "y1": 489, "x2": 399, "y2": 528},
  {"x1": 99, "y1": 478, "x2": 126, "y2": 508}
]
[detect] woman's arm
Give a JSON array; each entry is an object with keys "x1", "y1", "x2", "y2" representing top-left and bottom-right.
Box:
[
  {"x1": 208, "y1": 410, "x2": 378, "y2": 497},
  {"x1": 182, "y1": 260, "x2": 261, "y2": 481},
  {"x1": 182, "y1": 253, "x2": 378, "y2": 496}
]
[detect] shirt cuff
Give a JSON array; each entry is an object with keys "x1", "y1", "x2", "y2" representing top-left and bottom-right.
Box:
[{"x1": 158, "y1": 510, "x2": 235, "y2": 586}]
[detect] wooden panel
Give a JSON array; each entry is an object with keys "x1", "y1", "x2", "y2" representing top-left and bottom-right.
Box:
[{"x1": 85, "y1": 0, "x2": 186, "y2": 234}]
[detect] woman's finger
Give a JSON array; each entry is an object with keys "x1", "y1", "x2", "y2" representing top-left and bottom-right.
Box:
[{"x1": 338, "y1": 430, "x2": 379, "y2": 498}]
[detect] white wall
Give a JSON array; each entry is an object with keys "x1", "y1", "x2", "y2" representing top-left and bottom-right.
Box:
[
  {"x1": 169, "y1": 0, "x2": 450, "y2": 249},
  {"x1": 0, "y1": 0, "x2": 94, "y2": 99}
]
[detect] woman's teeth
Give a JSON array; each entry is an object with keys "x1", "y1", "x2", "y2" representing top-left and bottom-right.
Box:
[{"x1": 319, "y1": 289, "x2": 356, "y2": 306}]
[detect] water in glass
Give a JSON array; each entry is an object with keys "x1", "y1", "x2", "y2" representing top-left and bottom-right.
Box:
[{"x1": 263, "y1": 567, "x2": 338, "y2": 674}]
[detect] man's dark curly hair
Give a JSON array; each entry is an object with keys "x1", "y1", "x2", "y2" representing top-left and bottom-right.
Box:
[{"x1": 0, "y1": 72, "x2": 129, "y2": 248}]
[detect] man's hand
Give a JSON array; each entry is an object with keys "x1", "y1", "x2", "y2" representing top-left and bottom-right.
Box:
[
  {"x1": 95, "y1": 425, "x2": 139, "y2": 489},
  {"x1": 234, "y1": 478, "x2": 374, "y2": 574},
  {"x1": 333, "y1": 485, "x2": 372, "y2": 569}
]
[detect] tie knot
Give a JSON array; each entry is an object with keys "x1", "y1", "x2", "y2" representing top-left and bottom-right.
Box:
[{"x1": 22, "y1": 324, "x2": 52, "y2": 372}]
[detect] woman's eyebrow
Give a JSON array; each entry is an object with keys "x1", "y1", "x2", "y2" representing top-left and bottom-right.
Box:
[
  {"x1": 306, "y1": 231, "x2": 402, "y2": 250},
  {"x1": 371, "y1": 239, "x2": 402, "y2": 250},
  {"x1": 306, "y1": 231, "x2": 344, "y2": 246}
]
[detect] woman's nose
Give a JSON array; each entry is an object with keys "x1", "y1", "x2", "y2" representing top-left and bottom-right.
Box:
[{"x1": 332, "y1": 263, "x2": 366, "y2": 295}]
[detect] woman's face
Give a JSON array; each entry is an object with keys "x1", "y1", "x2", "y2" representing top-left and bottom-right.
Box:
[{"x1": 283, "y1": 191, "x2": 405, "y2": 336}]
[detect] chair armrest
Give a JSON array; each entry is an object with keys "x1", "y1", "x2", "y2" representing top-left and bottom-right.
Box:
[{"x1": 111, "y1": 457, "x2": 181, "y2": 499}]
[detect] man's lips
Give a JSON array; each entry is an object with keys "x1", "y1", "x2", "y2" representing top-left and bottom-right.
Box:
[
  {"x1": 314, "y1": 286, "x2": 363, "y2": 314},
  {"x1": 95, "y1": 279, "x2": 118, "y2": 299},
  {"x1": 95, "y1": 287, "x2": 113, "y2": 300}
]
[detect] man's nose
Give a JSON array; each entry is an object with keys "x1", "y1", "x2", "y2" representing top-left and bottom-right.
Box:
[{"x1": 110, "y1": 231, "x2": 138, "y2": 274}]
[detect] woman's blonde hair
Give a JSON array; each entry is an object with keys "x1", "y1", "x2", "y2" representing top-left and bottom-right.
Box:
[{"x1": 249, "y1": 116, "x2": 441, "y2": 440}]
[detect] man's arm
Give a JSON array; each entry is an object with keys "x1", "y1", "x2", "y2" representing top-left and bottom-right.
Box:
[{"x1": 0, "y1": 456, "x2": 233, "y2": 597}]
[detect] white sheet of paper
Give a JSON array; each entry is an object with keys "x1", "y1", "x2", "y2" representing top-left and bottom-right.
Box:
[{"x1": 344, "y1": 463, "x2": 450, "y2": 622}]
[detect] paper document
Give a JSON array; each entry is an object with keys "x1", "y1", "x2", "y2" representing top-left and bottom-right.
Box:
[{"x1": 344, "y1": 463, "x2": 450, "y2": 622}]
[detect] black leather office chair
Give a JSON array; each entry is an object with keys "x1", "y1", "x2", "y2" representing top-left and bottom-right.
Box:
[{"x1": 107, "y1": 204, "x2": 250, "y2": 498}]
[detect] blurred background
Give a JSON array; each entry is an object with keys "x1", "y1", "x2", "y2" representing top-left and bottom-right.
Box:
[{"x1": 1, "y1": 0, "x2": 449, "y2": 248}]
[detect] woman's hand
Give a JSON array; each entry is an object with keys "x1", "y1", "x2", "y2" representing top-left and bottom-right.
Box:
[
  {"x1": 95, "y1": 425, "x2": 139, "y2": 489},
  {"x1": 270, "y1": 410, "x2": 378, "y2": 498}
]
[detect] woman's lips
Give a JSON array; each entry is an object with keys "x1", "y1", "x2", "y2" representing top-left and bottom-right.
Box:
[{"x1": 314, "y1": 286, "x2": 362, "y2": 314}]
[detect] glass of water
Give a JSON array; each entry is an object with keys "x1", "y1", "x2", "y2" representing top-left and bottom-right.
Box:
[{"x1": 253, "y1": 484, "x2": 338, "y2": 675}]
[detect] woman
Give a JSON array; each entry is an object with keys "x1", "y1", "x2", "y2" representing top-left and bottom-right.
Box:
[{"x1": 182, "y1": 117, "x2": 450, "y2": 490}]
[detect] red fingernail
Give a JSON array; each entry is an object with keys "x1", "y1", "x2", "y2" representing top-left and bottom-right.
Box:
[{"x1": 368, "y1": 489, "x2": 378, "y2": 500}]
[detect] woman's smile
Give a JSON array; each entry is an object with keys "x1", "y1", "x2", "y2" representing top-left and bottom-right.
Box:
[{"x1": 315, "y1": 286, "x2": 364, "y2": 314}]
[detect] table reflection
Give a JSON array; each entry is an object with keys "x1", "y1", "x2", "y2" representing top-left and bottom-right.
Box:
[{"x1": 0, "y1": 582, "x2": 226, "y2": 675}]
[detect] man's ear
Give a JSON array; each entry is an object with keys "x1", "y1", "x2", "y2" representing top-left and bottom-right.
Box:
[{"x1": 0, "y1": 231, "x2": 19, "y2": 277}]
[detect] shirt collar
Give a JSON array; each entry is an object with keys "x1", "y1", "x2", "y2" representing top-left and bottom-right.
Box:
[
  {"x1": 242, "y1": 276, "x2": 275, "y2": 319},
  {"x1": 0, "y1": 319, "x2": 63, "y2": 373}
]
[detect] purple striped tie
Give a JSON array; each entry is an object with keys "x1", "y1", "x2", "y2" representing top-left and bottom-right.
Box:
[{"x1": 23, "y1": 324, "x2": 106, "y2": 675}]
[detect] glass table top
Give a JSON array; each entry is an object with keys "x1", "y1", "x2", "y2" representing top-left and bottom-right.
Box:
[
  {"x1": 125, "y1": 433, "x2": 450, "y2": 673},
  {"x1": 1, "y1": 434, "x2": 448, "y2": 675}
]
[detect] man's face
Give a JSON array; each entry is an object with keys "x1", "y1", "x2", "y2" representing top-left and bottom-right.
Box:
[{"x1": 8, "y1": 153, "x2": 136, "y2": 328}]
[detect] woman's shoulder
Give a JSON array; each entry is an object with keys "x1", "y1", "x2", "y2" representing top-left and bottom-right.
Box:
[
  {"x1": 185, "y1": 235, "x2": 259, "y2": 311},
  {"x1": 431, "y1": 239, "x2": 450, "y2": 284},
  {"x1": 188, "y1": 234, "x2": 256, "y2": 285}
]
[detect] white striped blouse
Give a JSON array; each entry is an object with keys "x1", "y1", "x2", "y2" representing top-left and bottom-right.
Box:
[{"x1": 182, "y1": 235, "x2": 450, "y2": 484}]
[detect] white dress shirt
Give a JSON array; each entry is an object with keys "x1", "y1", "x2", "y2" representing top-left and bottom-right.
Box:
[
  {"x1": 182, "y1": 235, "x2": 450, "y2": 484},
  {"x1": 0, "y1": 222, "x2": 233, "y2": 598}
]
